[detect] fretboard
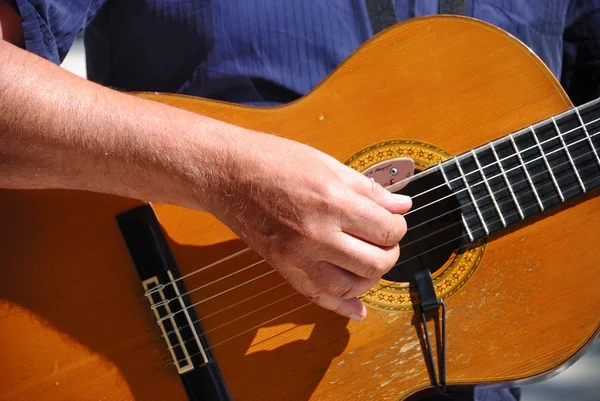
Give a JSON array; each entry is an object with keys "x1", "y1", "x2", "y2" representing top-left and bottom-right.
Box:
[{"x1": 440, "y1": 97, "x2": 600, "y2": 242}]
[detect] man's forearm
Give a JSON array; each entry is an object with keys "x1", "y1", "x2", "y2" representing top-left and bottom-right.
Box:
[
  {"x1": 0, "y1": 39, "x2": 239, "y2": 211},
  {"x1": 0, "y1": 37, "x2": 413, "y2": 322}
]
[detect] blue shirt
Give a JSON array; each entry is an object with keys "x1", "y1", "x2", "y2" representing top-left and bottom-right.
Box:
[
  {"x1": 7, "y1": 0, "x2": 600, "y2": 107},
  {"x1": 4, "y1": 2, "x2": 600, "y2": 400}
]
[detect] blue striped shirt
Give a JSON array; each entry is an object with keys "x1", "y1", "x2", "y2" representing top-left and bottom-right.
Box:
[{"x1": 7, "y1": 0, "x2": 600, "y2": 107}]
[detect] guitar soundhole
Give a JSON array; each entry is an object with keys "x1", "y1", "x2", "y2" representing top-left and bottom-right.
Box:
[{"x1": 383, "y1": 168, "x2": 467, "y2": 283}]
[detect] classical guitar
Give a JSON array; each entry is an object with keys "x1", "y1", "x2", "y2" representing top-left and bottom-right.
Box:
[{"x1": 2, "y1": 15, "x2": 600, "y2": 401}]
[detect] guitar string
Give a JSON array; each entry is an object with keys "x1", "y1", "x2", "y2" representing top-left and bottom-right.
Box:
[
  {"x1": 405, "y1": 110, "x2": 600, "y2": 203},
  {"x1": 393, "y1": 166, "x2": 597, "y2": 267},
  {"x1": 188, "y1": 302, "x2": 313, "y2": 356},
  {"x1": 163, "y1": 292, "x2": 301, "y2": 347},
  {"x1": 151, "y1": 144, "x2": 600, "y2": 350},
  {"x1": 144, "y1": 113, "x2": 600, "y2": 299},
  {"x1": 397, "y1": 128, "x2": 600, "y2": 249},
  {"x1": 151, "y1": 140, "x2": 600, "y2": 350},
  {"x1": 153, "y1": 110, "x2": 600, "y2": 360},
  {"x1": 151, "y1": 282, "x2": 289, "y2": 342},
  {"x1": 397, "y1": 148, "x2": 594, "y2": 250},
  {"x1": 170, "y1": 172, "x2": 593, "y2": 366},
  {"x1": 155, "y1": 270, "x2": 278, "y2": 324},
  {"x1": 183, "y1": 282, "x2": 287, "y2": 322},
  {"x1": 144, "y1": 117, "x2": 600, "y2": 344},
  {"x1": 147, "y1": 123, "x2": 600, "y2": 316},
  {"x1": 157, "y1": 263, "x2": 394, "y2": 342},
  {"x1": 164, "y1": 103, "x2": 600, "y2": 362},
  {"x1": 150, "y1": 259, "x2": 269, "y2": 311},
  {"x1": 365, "y1": 124, "x2": 600, "y2": 249},
  {"x1": 157, "y1": 150, "x2": 597, "y2": 351},
  {"x1": 177, "y1": 291, "x2": 422, "y2": 366},
  {"x1": 403, "y1": 114, "x2": 600, "y2": 216},
  {"x1": 166, "y1": 280, "x2": 401, "y2": 353}
]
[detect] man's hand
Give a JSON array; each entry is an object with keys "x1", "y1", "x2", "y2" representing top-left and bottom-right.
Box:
[
  {"x1": 203, "y1": 131, "x2": 411, "y2": 321},
  {"x1": 0, "y1": 37, "x2": 409, "y2": 322}
]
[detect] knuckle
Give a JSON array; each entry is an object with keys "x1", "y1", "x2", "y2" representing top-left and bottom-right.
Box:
[
  {"x1": 313, "y1": 263, "x2": 353, "y2": 298},
  {"x1": 330, "y1": 281, "x2": 353, "y2": 298},
  {"x1": 339, "y1": 284, "x2": 361, "y2": 300},
  {"x1": 397, "y1": 215, "x2": 408, "y2": 235},
  {"x1": 332, "y1": 304, "x2": 346, "y2": 316},
  {"x1": 379, "y1": 215, "x2": 407, "y2": 246},
  {"x1": 361, "y1": 263, "x2": 378, "y2": 278},
  {"x1": 314, "y1": 183, "x2": 348, "y2": 221},
  {"x1": 362, "y1": 259, "x2": 388, "y2": 278},
  {"x1": 345, "y1": 277, "x2": 378, "y2": 299},
  {"x1": 389, "y1": 243, "x2": 401, "y2": 262},
  {"x1": 370, "y1": 177, "x2": 384, "y2": 194},
  {"x1": 322, "y1": 181, "x2": 345, "y2": 204},
  {"x1": 306, "y1": 291, "x2": 321, "y2": 303},
  {"x1": 306, "y1": 289, "x2": 327, "y2": 306},
  {"x1": 377, "y1": 257, "x2": 394, "y2": 274},
  {"x1": 298, "y1": 224, "x2": 319, "y2": 247}
]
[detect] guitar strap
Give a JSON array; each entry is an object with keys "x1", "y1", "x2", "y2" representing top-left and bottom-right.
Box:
[
  {"x1": 439, "y1": 0, "x2": 468, "y2": 15},
  {"x1": 365, "y1": 0, "x2": 397, "y2": 35},
  {"x1": 365, "y1": 0, "x2": 468, "y2": 35}
]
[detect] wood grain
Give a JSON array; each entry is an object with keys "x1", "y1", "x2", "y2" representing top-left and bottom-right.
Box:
[{"x1": 1, "y1": 15, "x2": 599, "y2": 401}]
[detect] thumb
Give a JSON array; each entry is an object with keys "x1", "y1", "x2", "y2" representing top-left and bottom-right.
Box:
[{"x1": 352, "y1": 173, "x2": 412, "y2": 214}]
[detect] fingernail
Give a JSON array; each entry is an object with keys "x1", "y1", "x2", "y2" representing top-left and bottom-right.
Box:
[
  {"x1": 390, "y1": 193, "x2": 412, "y2": 204},
  {"x1": 350, "y1": 313, "x2": 364, "y2": 322}
]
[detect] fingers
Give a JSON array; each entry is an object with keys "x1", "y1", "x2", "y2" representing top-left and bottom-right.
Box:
[
  {"x1": 282, "y1": 268, "x2": 369, "y2": 322},
  {"x1": 348, "y1": 170, "x2": 412, "y2": 214},
  {"x1": 307, "y1": 293, "x2": 367, "y2": 322},
  {"x1": 323, "y1": 232, "x2": 400, "y2": 279},
  {"x1": 308, "y1": 260, "x2": 380, "y2": 299},
  {"x1": 327, "y1": 170, "x2": 411, "y2": 247},
  {"x1": 339, "y1": 194, "x2": 409, "y2": 247}
]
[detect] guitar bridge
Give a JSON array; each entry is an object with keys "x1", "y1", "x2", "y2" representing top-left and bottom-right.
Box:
[
  {"x1": 117, "y1": 204, "x2": 232, "y2": 401},
  {"x1": 142, "y1": 273, "x2": 207, "y2": 374}
]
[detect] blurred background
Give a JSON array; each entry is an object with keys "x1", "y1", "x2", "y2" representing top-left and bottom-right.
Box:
[{"x1": 61, "y1": 35, "x2": 600, "y2": 401}]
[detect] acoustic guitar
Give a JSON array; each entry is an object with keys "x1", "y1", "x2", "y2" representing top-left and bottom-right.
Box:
[{"x1": 2, "y1": 15, "x2": 600, "y2": 401}]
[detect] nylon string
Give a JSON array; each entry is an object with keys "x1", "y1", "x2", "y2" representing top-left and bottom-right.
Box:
[
  {"x1": 159, "y1": 152, "x2": 592, "y2": 356},
  {"x1": 148, "y1": 118, "x2": 600, "y2": 319},
  {"x1": 147, "y1": 123, "x2": 600, "y2": 351},
  {"x1": 141, "y1": 114, "x2": 600, "y2": 353},
  {"x1": 169, "y1": 170, "x2": 596, "y2": 367},
  {"x1": 157, "y1": 145, "x2": 600, "y2": 351},
  {"x1": 144, "y1": 112, "x2": 600, "y2": 300}
]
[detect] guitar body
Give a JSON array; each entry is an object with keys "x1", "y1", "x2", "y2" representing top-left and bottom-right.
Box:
[{"x1": 2, "y1": 16, "x2": 599, "y2": 401}]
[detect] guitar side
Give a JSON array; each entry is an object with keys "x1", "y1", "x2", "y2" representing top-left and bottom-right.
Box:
[{"x1": 1, "y1": 16, "x2": 600, "y2": 401}]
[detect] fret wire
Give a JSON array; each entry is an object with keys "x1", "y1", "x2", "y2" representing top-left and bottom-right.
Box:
[
  {"x1": 530, "y1": 125, "x2": 564, "y2": 202},
  {"x1": 470, "y1": 150, "x2": 506, "y2": 227},
  {"x1": 407, "y1": 114, "x2": 600, "y2": 215},
  {"x1": 551, "y1": 117, "x2": 586, "y2": 192},
  {"x1": 490, "y1": 142, "x2": 524, "y2": 219},
  {"x1": 454, "y1": 157, "x2": 489, "y2": 235},
  {"x1": 574, "y1": 107, "x2": 600, "y2": 168},
  {"x1": 439, "y1": 163, "x2": 474, "y2": 241},
  {"x1": 461, "y1": 215, "x2": 473, "y2": 242},
  {"x1": 509, "y1": 133, "x2": 545, "y2": 211}
]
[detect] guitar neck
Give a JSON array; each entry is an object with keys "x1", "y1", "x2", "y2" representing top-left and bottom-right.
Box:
[{"x1": 438, "y1": 96, "x2": 600, "y2": 242}]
